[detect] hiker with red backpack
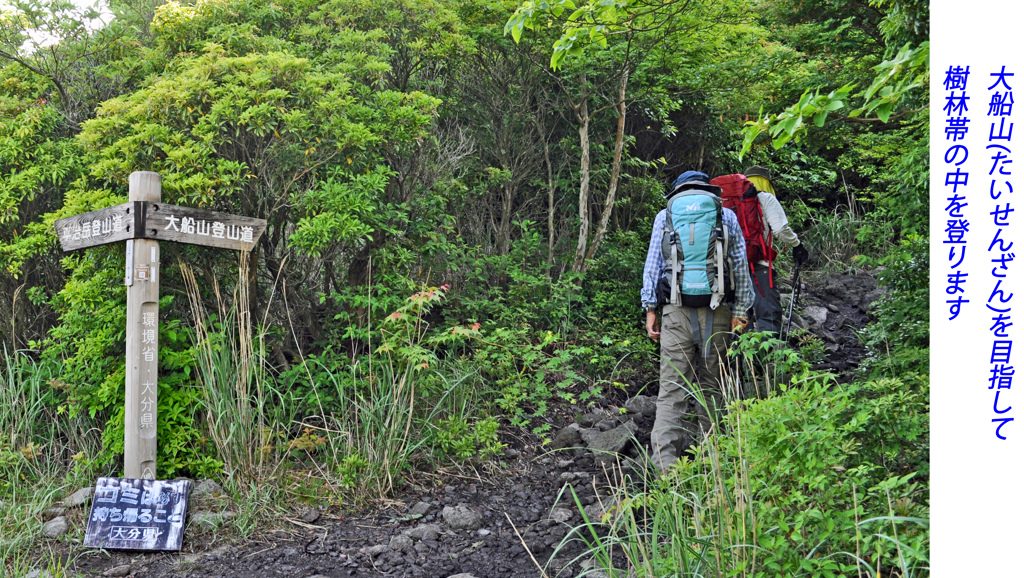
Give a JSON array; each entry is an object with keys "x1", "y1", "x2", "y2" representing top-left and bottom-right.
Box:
[
  {"x1": 709, "y1": 166, "x2": 810, "y2": 338},
  {"x1": 641, "y1": 170, "x2": 755, "y2": 473}
]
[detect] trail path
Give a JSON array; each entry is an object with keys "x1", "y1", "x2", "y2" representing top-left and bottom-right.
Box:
[{"x1": 53, "y1": 272, "x2": 881, "y2": 578}]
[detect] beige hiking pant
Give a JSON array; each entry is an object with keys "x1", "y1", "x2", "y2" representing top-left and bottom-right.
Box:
[{"x1": 651, "y1": 303, "x2": 733, "y2": 472}]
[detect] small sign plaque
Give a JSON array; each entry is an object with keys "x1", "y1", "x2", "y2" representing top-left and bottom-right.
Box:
[
  {"x1": 54, "y1": 202, "x2": 137, "y2": 252},
  {"x1": 84, "y1": 477, "x2": 191, "y2": 551},
  {"x1": 143, "y1": 203, "x2": 266, "y2": 251}
]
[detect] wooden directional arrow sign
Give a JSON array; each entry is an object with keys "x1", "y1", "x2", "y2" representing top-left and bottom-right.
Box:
[
  {"x1": 141, "y1": 203, "x2": 266, "y2": 251},
  {"x1": 55, "y1": 202, "x2": 266, "y2": 252},
  {"x1": 53, "y1": 172, "x2": 267, "y2": 487},
  {"x1": 55, "y1": 202, "x2": 139, "y2": 252}
]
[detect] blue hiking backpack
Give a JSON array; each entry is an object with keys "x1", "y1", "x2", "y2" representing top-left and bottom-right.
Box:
[{"x1": 660, "y1": 180, "x2": 731, "y2": 309}]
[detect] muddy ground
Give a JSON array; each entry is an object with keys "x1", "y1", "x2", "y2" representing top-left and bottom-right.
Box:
[{"x1": 38, "y1": 272, "x2": 881, "y2": 578}]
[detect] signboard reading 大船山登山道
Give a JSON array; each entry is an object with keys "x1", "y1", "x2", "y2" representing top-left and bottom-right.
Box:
[
  {"x1": 141, "y1": 203, "x2": 266, "y2": 252},
  {"x1": 84, "y1": 477, "x2": 191, "y2": 551}
]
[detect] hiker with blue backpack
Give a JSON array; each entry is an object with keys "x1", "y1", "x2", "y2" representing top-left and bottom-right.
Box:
[
  {"x1": 710, "y1": 166, "x2": 810, "y2": 338},
  {"x1": 641, "y1": 170, "x2": 755, "y2": 473}
]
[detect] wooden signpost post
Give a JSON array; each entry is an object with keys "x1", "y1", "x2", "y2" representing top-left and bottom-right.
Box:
[{"x1": 55, "y1": 171, "x2": 266, "y2": 479}]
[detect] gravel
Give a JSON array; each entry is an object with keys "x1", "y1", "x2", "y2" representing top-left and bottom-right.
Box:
[
  {"x1": 189, "y1": 510, "x2": 236, "y2": 526},
  {"x1": 548, "y1": 507, "x2": 573, "y2": 523},
  {"x1": 549, "y1": 425, "x2": 582, "y2": 450},
  {"x1": 587, "y1": 421, "x2": 639, "y2": 466},
  {"x1": 389, "y1": 533, "x2": 414, "y2": 551},
  {"x1": 625, "y1": 395, "x2": 657, "y2": 417},
  {"x1": 299, "y1": 506, "x2": 321, "y2": 523},
  {"x1": 102, "y1": 564, "x2": 132, "y2": 577},
  {"x1": 406, "y1": 523, "x2": 442, "y2": 541},
  {"x1": 192, "y1": 479, "x2": 226, "y2": 501},
  {"x1": 40, "y1": 507, "x2": 65, "y2": 522},
  {"x1": 409, "y1": 501, "x2": 432, "y2": 517}
]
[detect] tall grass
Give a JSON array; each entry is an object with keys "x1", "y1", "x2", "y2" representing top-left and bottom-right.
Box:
[
  {"x1": 294, "y1": 356, "x2": 423, "y2": 501},
  {"x1": 544, "y1": 341, "x2": 929, "y2": 578},
  {"x1": 181, "y1": 256, "x2": 290, "y2": 484},
  {"x1": 182, "y1": 259, "x2": 481, "y2": 504},
  {"x1": 1, "y1": 351, "x2": 49, "y2": 451},
  {"x1": 290, "y1": 287, "x2": 488, "y2": 502},
  {"x1": 801, "y1": 209, "x2": 865, "y2": 273},
  {"x1": 0, "y1": 350, "x2": 101, "y2": 571}
]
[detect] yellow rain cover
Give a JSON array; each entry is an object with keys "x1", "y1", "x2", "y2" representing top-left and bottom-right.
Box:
[{"x1": 747, "y1": 175, "x2": 775, "y2": 195}]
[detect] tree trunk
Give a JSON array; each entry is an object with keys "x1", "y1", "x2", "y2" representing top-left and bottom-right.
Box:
[
  {"x1": 497, "y1": 178, "x2": 514, "y2": 255},
  {"x1": 487, "y1": 202, "x2": 498, "y2": 254},
  {"x1": 546, "y1": 152, "x2": 556, "y2": 267},
  {"x1": 582, "y1": 68, "x2": 630, "y2": 272},
  {"x1": 571, "y1": 74, "x2": 591, "y2": 273},
  {"x1": 533, "y1": 113, "x2": 557, "y2": 268}
]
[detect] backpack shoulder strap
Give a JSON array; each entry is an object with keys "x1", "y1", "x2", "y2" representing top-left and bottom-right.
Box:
[
  {"x1": 710, "y1": 207, "x2": 727, "y2": 310},
  {"x1": 663, "y1": 202, "x2": 681, "y2": 306}
]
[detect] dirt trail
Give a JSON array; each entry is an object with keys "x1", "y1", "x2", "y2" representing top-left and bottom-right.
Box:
[
  {"x1": 55, "y1": 272, "x2": 881, "y2": 578},
  {"x1": 792, "y1": 271, "x2": 882, "y2": 377},
  {"x1": 69, "y1": 450, "x2": 614, "y2": 578}
]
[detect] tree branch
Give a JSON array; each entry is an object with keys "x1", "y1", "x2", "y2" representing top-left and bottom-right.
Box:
[{"x1": 847, "y1": 107, "x2": 927, "y2": 124}]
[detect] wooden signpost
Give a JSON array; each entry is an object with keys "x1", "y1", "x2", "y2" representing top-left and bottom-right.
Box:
[{"x1": 55, "y1": 171, "x2": 266, "y2": 479}]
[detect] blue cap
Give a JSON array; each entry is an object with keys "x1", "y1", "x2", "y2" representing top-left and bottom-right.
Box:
[{"x1": 671, "y1": 171, "x2": 710, "y2": 189}]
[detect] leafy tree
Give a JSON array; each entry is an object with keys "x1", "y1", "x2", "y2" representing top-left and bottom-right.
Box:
[
  {"x1": 505, "y1": 0, "x2": 755, "y2": 273},
  {"x1": 739, "y1": 42, "x2": 928, "y2": 156},
  {"x1": 0, "y1": 0, "x2": 150, "y2": 128},
  {"x1": 0, "y1": 65, "x2": 82, "y2": 346}
]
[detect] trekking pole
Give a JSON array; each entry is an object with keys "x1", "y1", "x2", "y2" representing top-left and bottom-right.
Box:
[{"x1": 782, "y1": 261, "x2": 801, "y2": 344}]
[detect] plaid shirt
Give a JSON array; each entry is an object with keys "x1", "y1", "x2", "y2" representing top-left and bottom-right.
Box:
[{"x1": 641, "y1": 207, "x2": 755, "y2": 313}]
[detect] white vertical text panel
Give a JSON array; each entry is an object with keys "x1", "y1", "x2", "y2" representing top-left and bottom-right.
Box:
[{"x1": 932, "y1": 1, "x2": 1023, "y2": 573}]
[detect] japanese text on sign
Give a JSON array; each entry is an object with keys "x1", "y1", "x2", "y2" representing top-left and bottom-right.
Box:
[
  {"x1": 986, "y1": 66, "x2": 1015, "y2": 440},
  {"x1": 60, "y1": 213, "x2": 124, "y2": 243},
  {"x1": 164, "y1": 215, "x2": 254, "y2": 243},
  {"x1": 84, "y1": 477, "x2": 191, "y2": 551},
  {"x1": 944, "y1": 64, "x2": 972, "y2": 320}
]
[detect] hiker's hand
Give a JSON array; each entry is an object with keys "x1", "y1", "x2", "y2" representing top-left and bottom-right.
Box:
[
  {"x1": 646, "y1": 311, "x2": 661, "y2": 342},
  {"x1": 793, "y1": 243, "x2": 809, "y2": 266},
  {"x1": 732, "y1": 317, "x2": 750, "y2": 334}
]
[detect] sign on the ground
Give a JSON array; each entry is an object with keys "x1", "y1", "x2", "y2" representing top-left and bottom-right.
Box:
[{"x1": 83, "y1": 477, "x2": 191, "y2": 551}]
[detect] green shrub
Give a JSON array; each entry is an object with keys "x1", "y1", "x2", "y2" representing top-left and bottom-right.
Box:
[
  {"x1": 433, "y1": 415, "x2": 504, "y2": 460},
  {"x1": 565, "y1": 376, "x2": 929, "y2": 578},
  {"x1": 860, "y1": 235, "x2": 929, "y2": 380},
  {"x1": 40, "y1": 257, "x2": 213, "y2": 478}
]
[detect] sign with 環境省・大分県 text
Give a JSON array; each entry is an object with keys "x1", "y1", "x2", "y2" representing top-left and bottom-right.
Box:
[{"x1": 56, "y1": 172, "x2": 265, "y2": 550}]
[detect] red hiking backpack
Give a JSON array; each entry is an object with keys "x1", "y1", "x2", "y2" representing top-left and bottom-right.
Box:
[{"x1": 710, "y1": 173, "x2": 777, "y2": 291}]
